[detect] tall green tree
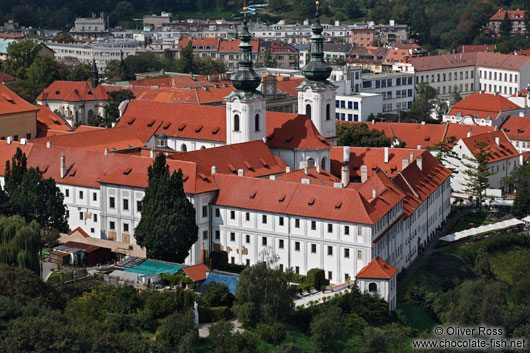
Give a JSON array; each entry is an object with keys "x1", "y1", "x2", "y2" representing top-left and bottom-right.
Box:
[
  {"x1": 232, "y1": 262, "x2": 294, "y2": 326},
  {"x1": 428, "y1": 135, "x2": 458, "y2": 174},
  {"x1": 336, "y1": 122, "x2": 401, "y2": 147},
  {"x1": 462, "y1": 141, "x2": 494, "y2": 213},
  {"x1": 525, "y1": 1, "x2": 530, "y2": 37},
  {"x1": 26, "y1": 55, "x2": 60, "y2": 89},
  {"x1": 4, "y1": 148, "x2": 68, "y2": 232},
  {"x1": 174, "y1": 42, "x2": 195, "y2": 74},
  {"x1": 409, "y1": 82, "x2": 437, "y2": 122},
  {"x1": 134, "y1": 153, "x2": 198, "y2": 262},
  {"x1": 0, "y1": 215, "x2": 41, "y2": 274},
  {"x1": 3, "y1": 40, "x2": 40, "y2": 79},
  {"x1": 503, "y1": 163, "x2": 530, "y2": 217},
  {"x1": 501, "y1": 11, "x2": 512, "y2": 37}
]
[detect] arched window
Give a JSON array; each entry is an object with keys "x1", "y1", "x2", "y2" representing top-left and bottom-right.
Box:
[
  {"x1": 181, "y1": 144, "x2": 187, "y2": 152},
  {"x1": 255, "y1": 114, "x2": 260, "y2": 131},
  {"x1": 200, "y1": 146, "x2": 206, "y2": 150},
  {"x1": 326, "y1": 103, "x2": 330, "y2": 120},
  {"x1": 321, "y1": 157, "x2": 326, "y2": 170},
  {"x1": 306, "y1": 104, "x2": 312, "y2": 118},
  {"x1": 307, "y1": 158, "x2": 315, "y2": 168},
  {"x1": 369, "y1": 282, "x2": 377, "y2": 293},
  {"x1": 87, "y1": 109, "x2": 94, "y2": 117},
  {"x1": 233, "y1": 114, "x2": 240, "y2": 132}
]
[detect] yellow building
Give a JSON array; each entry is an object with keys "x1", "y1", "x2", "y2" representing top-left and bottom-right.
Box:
[{"x1": 0, "y1": 84, "x2": 38, "y2": 141}]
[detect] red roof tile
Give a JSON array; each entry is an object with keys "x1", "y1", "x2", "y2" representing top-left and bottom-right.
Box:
[
  {"x1": 0, "y1": 72, "x2": 17, "y2": 83},
  {"x1": 444, "y1": 124, "x2": 496, "y2": 142},
  {"x1": 183, "y1": 264, "x2": 208, "y2": 282},
  {"x1": 68, "y1": 227, "x2": 91, "y2": 238},
  {"x1": 489, "y1": 9, "x2": 525, "y2": 21},
  {"x1": 177, "y1": 37, "x2": 220, "y2": 51},
  {"x1": 275, "y1": 76, "x2": 305, "y2": 96},
  {"x1": 355, "y1": 256, "x2": 397, "y2": 279},
  {"x1": 276, "y1": 166, "x2": 340, "y2": 186},
  {"x1": 0, "y1": 84, "x2": 39, "y2": 115},
  {"x1": 448, "y1": 92, "x2": 520, "y2": 120},
  {"x1": 37, "y1": 81, "x2": 109, "y2": 102},
  {"x1": 267, "y1": 113, "x2": 331, "y2": 150},
  {"x1": 219, "y1": 39, "x2": 259, "y2": 53},
  {"x1": 36, "y1": 105, "x2": 73, "y2": 138},
  {"x1": 410, "y1": 52, "x2": 530, "y2": 72},
  {"x1": 461, "y1": 130, "x2": 520, "y2": 163},
  {"x1": 500, "y1": 116, "x2": 530, "y2": 141}
]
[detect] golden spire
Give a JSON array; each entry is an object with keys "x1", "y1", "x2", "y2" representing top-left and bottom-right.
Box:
[
  {"x1": 243, "y1": 0, "x2": 247, "y2": 19},
  {"x1": 316, "y1": 1, "x2": 320, "y2": 11}
]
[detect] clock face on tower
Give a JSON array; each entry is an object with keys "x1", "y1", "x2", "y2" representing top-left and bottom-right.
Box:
[{"x1": 265, "y1": 83, "x2": 275, "y2": 95}]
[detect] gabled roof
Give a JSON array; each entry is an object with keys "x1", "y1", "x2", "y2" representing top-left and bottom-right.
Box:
[
  {"x1": 448, "y1": 93, "x2": 520, "y2": 120},
  {"x1": 128, "y1": 74, "x2": 232, "y2": 89},
  {"x1": 37, "y1": 81, "x2": 109, "y2": 102},
  {"x1": 460, "y1": 130, "x2": 519, "y2": 163},
  {"x1": 68, "y1": 227, "x2": 90, "y2": 238},
  {"x1": 410, "y1": 52, "x2": 530, "y2": 72},
  {"x1": 32, "y1": 126, "x2": 148, "y2": 152},
  {"x1": 355, "y1": 256, "x2": 397, "y2": 279},
  {"x1": 171, "y1": 140, "x2": 288, "y2": 178},
  {"x1": 36, "y1": 105, "x2": 73, "y2": 138},
  {"x1": 275, "y1": 76, "x2": 305, "y2": 96},
  {"x1": 213, "y1": 172, "x2": 403, "y2": 225},
  {"x1": 183, "y1": 264, "x2": 208, "y2": 282},
  {"x1": 177, "y1": 37, "x2": 220, "y2": 51},
  {"x1": 489, "y1": 9, "x2": 525, "y2": 21},
  {"x1": 500, "y1": 116, "x2": 530, "y2": 141},
  {"x1": 0, "y1": 84, "x2": 39, "y2": 115},
  {"x1": 0, "y1": 72, "x2": 16, "y2": 83},
  {"x1": 266, "y1": 113, "x2": 331, "y2": 150},
  {"x1": 218, "y1": 39, "x2": 259, "y2": 53},
  {"x1": 444, "y1": 124, "x2": 496, "y2": 142}
]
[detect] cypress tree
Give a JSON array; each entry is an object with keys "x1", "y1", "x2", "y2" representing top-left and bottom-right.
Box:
[
  {"x1": 134, "y1": 153, "x2": 198, "y2": 263},
  {"x1": 462, "y1": 141, "x2": 495, "y2": 214}
]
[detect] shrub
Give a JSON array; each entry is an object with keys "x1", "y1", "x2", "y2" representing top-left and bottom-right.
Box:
[
  {"x1": 306, "y1": 268, "x2": 328, "y2": 290},
  {"x1": 209, "y1": 250, "x2": 228, "y2": 269},
  {"x1": 256, "y1": 322, "x2": 286, "y2": 344},
  {"x1": 198, "y1": 306, "x2": 233, "y2": 323}
]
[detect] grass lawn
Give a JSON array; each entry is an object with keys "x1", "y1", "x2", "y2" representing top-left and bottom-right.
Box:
[
  {"x1": 489, "y1": 246, "x2": 530, "y2": 285},
  {"x1": 446, "y1": 213, "x2": 495, "y2": 234},
  {"x1": 396, "y1": 302, "x2": 437, "y2": 332},
  {"x1": 47, "y1": 271, "x2": 74, "y2": 285}
]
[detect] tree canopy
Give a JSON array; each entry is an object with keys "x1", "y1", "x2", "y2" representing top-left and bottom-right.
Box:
[
  {"x1": 462, "y1": 141, "x2": 494, "y2": 213},
  {"x1": 0, "y1": 216, "x2": 41, "y2": 274},
  {"x1": 336, "y1": 122, "x2": 401, "y2": 147},
  {"x1": 134, "y1": 153, "x2": 198, "y2": 263},
  {"x1": 503, "y1": 163, "x2": 530, "y2": 217}
]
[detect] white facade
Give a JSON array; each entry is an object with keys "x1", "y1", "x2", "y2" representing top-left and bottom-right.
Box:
[
  {"x1": 360, "y1": 72, "x2": 415, "y2": 114},
  {"x1": 335, "y1": 93, "x2": 383, "y2": 122},
  {"x1": 356, "y1": 276, "x2": 397, "y2": 310},
  {"x1": 38, "y1": 101, "x2": 106, "y2": 126},
  {"x1": 297, "y1": 84, "x2": 337, "y2": 141},
  {"x1": 225, "y1": 93, "x2": 267, "y2": 145}
]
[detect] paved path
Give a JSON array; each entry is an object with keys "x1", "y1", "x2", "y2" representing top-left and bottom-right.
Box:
[
  {"x1": 40, "y1": 261, "x2": 57, "y2": 281},
  {"x1": 397, "y1": 208, "x2": 476, "y2": 292}
]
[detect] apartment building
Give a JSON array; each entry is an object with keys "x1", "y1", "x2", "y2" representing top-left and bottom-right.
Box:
[{"x1": 485, "y1": 9, "x2": 526, "y2": 37}]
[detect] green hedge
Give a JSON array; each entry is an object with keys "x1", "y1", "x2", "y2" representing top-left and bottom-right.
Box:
[
  {"x1": 198, "y1": 305, "x2": 233, "y2": 323},
  {"x1": 306, "y1": 268, "x2": 329, "y2": 290}
]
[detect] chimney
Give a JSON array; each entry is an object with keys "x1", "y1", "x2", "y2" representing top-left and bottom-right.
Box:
[
  {"x1": 269, "y1": 175, "x2": 276, "y2": 180},
  {"x1": 519, "y1": 111, "x2": 525, "y2": 117},
  {"x1": 372, "y1": 119, "x2": 375, "y2": 125},
  {"x1": 211, "y1": 166, "x2": 217, "y2": 174},
  {"x1": 105, "y1": 148, "x2": 109, "y2": 155},
  {"x1": 372, "y1": 189, "x2": 376, "y2": 199},
  {"x1": 467, "y1": 132, "x2": 472, "y2": 137},
  {"x1": 421, "y1": 121, "x2": 425, "y2": 125},
  {"x1": 238, "y1": 169, "x2": 245, "y2": 176},
  {"x1": 520, "y1": 154, "x2": 524, "y2": 166},
  {"x1": 286, "y1": 166, "x2": 291, "y2": 173},
  {"x1": 402, "y1": 158, "x2": 409, "y2": 170},
  {"x1": 60, "y1": 152, "x2": 66, "y2": 178},
  {"x1": 417, "y1": 157, "x2": 423, "y2": 171},
  {"x1": 417, "y1": 145, "x2": 422, "y2": 150},
  {"x1": 333, "y1": 182, "x2": 343, "y2": 188},
  {"x1": 361, "y1": 165, "x2": 368, "y2": 183},
  {"x1": 6, "y1": 136, "x2": 12, "y2": 145},
  {"x1": 46, "y1": 141, "x2": 52, "y2": 148},
  {"x1": 409, "y1": 152, "x2": 414, "y2": 162},
  {"x1": 316, "y1": 164, "x2": 321, "y2": 174},
  {"x1": 341, "y1": 166, "x2": 350, "y2": 187},
  {"x1": 343, "y1": 146, "x2": 350, "y2": 162},
  {"x1": 20, "y1": 138, "x2": 27, "y2": 145},
  {"x1": 303, "y1": 161, "x2": 309, "y2": 175},
  {"x1": 301, "y1": 178, "x2": 311, "y2": 184},
  {"x1": 495, "y1": 137, "x2": 500, "y2": 146},
  {"x1": 384, "y1": 147, "x2": 389, "y2": 163}
]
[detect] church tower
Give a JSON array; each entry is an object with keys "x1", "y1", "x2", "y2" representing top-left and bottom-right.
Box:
[
  {"x1": 225, "y1": 3, "x2": 266, "y2": 145},
  {"x1": 297, "y1": 1, "x2": 337, "y2": 143},
  {"x1": 91, "y1": 58, "x2": 99, "y2": 88}
]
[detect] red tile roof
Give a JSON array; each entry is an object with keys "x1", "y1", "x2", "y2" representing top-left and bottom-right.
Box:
[
  {"x1": 355, "y1": 256, "x2": 397, "y2": 279},
  {"x1": 410, "y1": 52, "x2": 530, "y2": 72},
  {"x1": 0, "y1": 72, "x2": 16, "y2": 83},
  {"x1": 448, "y1": 92, "x2": 520, "y2": 120},
  {"x1": 516, "y1": 49, "x2": 530, "y2": 57},
  {"x1": 213, "y1": 170, "x2": 403, "y2": 225},
  {"x1": 461, "y1": 131, "x2": 519, "y2": 163},
  {"x1": 489, "y1": 9, "x2": 525, "y2": 21},
  {"x1": 37, "y1": 81, "x2": 109, "y2": 102},
  {"x1": 128, "y1": 74, "x2": 232, "y2": 89},
  {"x1": 177, "y1": 37, "x2": 220, "y2": 51},
  {"x1": 219, "y1": 39, "x2": 259, "y2": 53},
  {"x1": 68, "y1": 227, "x2": 91, "y2": 238},
  {"x1": 36, "y1": 105, "x2": 73, "y2": 138},
  {"x1": 444, "y1": 124, "x2": 496, "y2": 142},
  {"x1": 500, "y1": 116, "x2": 530, "y2": 141},
  {"x1": 31, "y1": 126, "x2": 148, "y2": 152},
  {"x1": 267, "y1": 113, "x2": 331, "y2": 150},
  {"x1": 183, "y1": 264, "x2": 209, "y2": 282},
  {"x1": 276, "y1": 166, "x2": 340, "y2": 186},
  {"x1": 0, "y1": 84, "x2": 39, "y2": 115},
  {"x1": 275, "y1": 76, "x2": 305, "y2": 96},
  {"x1": 458, "y1": 45, "x2": 496, "y2": 53}
]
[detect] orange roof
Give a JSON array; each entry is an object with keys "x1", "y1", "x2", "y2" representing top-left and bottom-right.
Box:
[
  {"x1": 383, "y1": 49, "x2": 410, "y2": 64},
  {"x1": 37, "y1": 81, "x2": 109, "y2": 102},
  {"x1": 490, "y1": 9, "x2": 525, "y2": 21},
  {"x1": 512, "y1": 88, "x2": 530, "y2": 97},
  {"x1": 171, "y1": 140, "x2": 288, "y2": 178},
  {"x1": 459, "y1": 45, "x2": 496, "y2": 53},
  {"x1": 68, "y1": 227, "x2": 91, "y2": 238},
  {"x1": 213, "y1": 171, "x2": 403, "y2": 225},
  {"x1": 330, "y1": 146, "x2": 425, "y2": 179},
  {"x1": 410, "y1": 52, "x2": 530, "y2": 72},
  {"x1": 0, "y1": 84, "x2": 39, "y2": 115},
  {"x1": 75, "y1": 125, "x2": 105, "y2": 133},
  {"x1": 0, "y1": 72, "x2": 16, "y2": 83},
  {"x1": 444, "y1": 124, "x2": 495, "y2": 142},
  {"x1": 276, "y1": 166, "x2": 340, "y2": 186},
  {"x1": 448, "y1": 92, "x2": 520, "y2": 120},
  {"x1": 36, "y1": 105, "x2": 73, "y2": 138},
  {"x1": 355, "y1": 257, "x2": 397, "y2": 279},
  {"x1": 461, "y1": 130, "x2": 519, "y2": 163},
  {"x1": 267, "y1": 113, "x2": 331, "y2": 150},
  {"x1": 501, "y1": 116, "x2": 530, "y2": 141},
  {"x1": 128, "y1": 74, "x2": 232, "y2": 89},
  {"x1": 31, "y1": 126, "x2": 148, "y2": 152},
  {"x1": 177, "y1": 37, "x2": 220, "y2": 51},
  {"x1": 516, "y1": 49, "x2": 530, "y2": 57},
  {"x1": 183, "y1": 264, "x2": 208, "y2": 282},
  {"x1": 275, "y1": 76, "x2": 305, "y2": 96},
  {"x1": 218, "y1": 39, "x2": 259, "y2": 53}
]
